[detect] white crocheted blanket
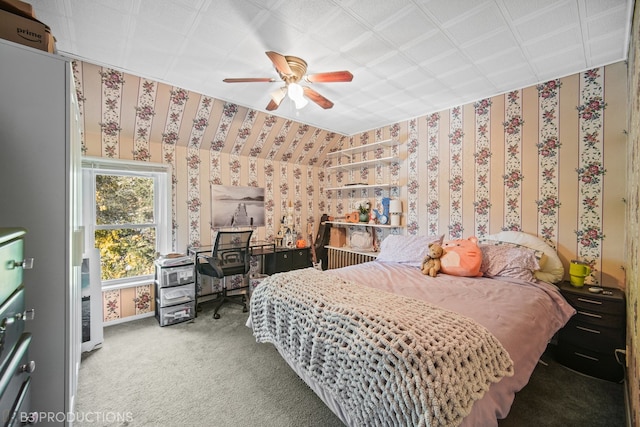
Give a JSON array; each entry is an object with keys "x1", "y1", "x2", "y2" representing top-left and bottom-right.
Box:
[{"x1": 250, "y1": 268, "x2": 514, "y2": 427}]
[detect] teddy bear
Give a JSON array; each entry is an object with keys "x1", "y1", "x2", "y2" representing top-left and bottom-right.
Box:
[{"x1": 421, "y1": 242, "x2": 444, "y2": 277}]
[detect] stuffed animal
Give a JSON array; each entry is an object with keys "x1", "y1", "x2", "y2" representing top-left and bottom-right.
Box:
[
  {"x1": 440, "y1": 236, "x2": 483, "y2": 277},
  {"x1": 421, "y1": 242, "x2": 444, "y2": 277}
]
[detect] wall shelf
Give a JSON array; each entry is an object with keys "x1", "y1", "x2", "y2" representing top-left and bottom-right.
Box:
[
  {"x1": 326, "y1": 139, "x2": 395, "y2": 158},
  {"x1": 325, "y1": 183, "x2": 395, "y2": 191},
  {"x1": 326, "y1": 156, "x2": 400, "y2": 172},
  {"x1": 325, "y1": 220, "x2": 402, "y2": 229},
  {"x1": 326, "y1": 138, "x2": 405, "y2": 229}
]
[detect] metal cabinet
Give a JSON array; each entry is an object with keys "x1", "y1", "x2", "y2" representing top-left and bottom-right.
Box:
[
  {"x1": 0, "y1": 228, "x2": 35, "y2": 424},
  {"x1": 0, "y1": 38, "x2": 83, "y2": 422}
]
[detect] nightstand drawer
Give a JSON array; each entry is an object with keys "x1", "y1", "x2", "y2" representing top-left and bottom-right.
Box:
[
  {"x1": 571, "y1": 308, "x2": 624, "y2": 328},
  {"x1": 559, "y1": 319, "x2": 625, "y2": 350},
  {"x1": 556, "y1": 342, "x2": 623, "y2": 382},
  {"x1": 561, "y1": 290, "x2": 624, "y2": 315}
]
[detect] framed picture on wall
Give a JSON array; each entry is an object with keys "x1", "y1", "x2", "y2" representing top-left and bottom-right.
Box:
[{"x1": 210, "y1": 184, "x2": 265, "y2": 228}]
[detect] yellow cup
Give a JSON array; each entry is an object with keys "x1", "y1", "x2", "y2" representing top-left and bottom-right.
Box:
[{"x1": 569, "y1": 261, "x2": 591, "y2": 287}]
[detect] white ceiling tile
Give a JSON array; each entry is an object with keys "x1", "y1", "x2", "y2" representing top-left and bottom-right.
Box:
[
  {"x1": 588, "y1": 34, "x2": 629, "y2": 64},
  {"x1": 137, "y1": 0, "x2": 198, "y2": 34},
  {"x1": 311, "y1": 10, "x2": 370, "y2": 52},
  {"x1": 270, "y1": 0, "x2": 339, "y2": 33},
  {"x1": 167, "y1": 44, "x2": 228, "y2": 86},
  {"x1": 341, "y1": 34, "x2": 394, "y2": 66},
  {"x1": 200, "y1": 0, "x2": 267, "y2": 31},
  {"x1": 421, "y1": 51, "x2": 471, "y2": 76},
  {"x1": 405, "y1": 77, "x2": 448, "y2": 95},
  {"x1": 444, "y1": 3, "x2": 509, "y2": 45},
  {"x1": 403, "y1": 32, "x2": 457, "y2": 65},
  {"x1": 417, "y1": 0, "x2": 491, "y2": 25},
  {"x1": 586, "y1": 7, "x2": 629, "y2": 39},
  {"x1": 474, "y1": 48, "x2": 530, "y2": 75},
  {"x1": 531, "y1": 47, "x2": 587, "y2": 79},
  {"x1": 425, "y1": 89, "x2": 463, "y2": 108},
  {"x1": 27, "y1": 0, "x2": 633, "y2": 135},
  {"x1": 130, "y1": 22, "x2": 186, "y2": 54},
  {"x1": 375, "y1": 6, "x2": 437, "y2": 47},
  {"x1": 394, "y1": 66, "x2": 435, "y2": 88},
  {"x1": 345, "y1": 0, "x2": 410, "y2": 27},
  {"x1": 366, "y1": 51, "x2": 416, "y2": 80},
  {"x1": 125, "y1": 46, "x2": 176, "y2": 80},
  {"x1": 499, "y1": 0, "x2": 565, "y2": 20},
  {"x1": 249, "y1": 12, "x2": 308, "y2": 52},
  {"x1": 583, "y1": 0, "x2": 628, "y2": 17},
  {"x1": 437, "y1": 65, "x2": 478, "y2": 86},
  {"x1": 513, "y1": 2, "x2": 579, "y2": 43},
  {"x1": 487, "y1": 61, "x2": 537, "y2": 81},
  {"x1": 522, "y1": 27, "x2": 582, "y2": 58},
  {"x1": 461, "y1": 29, "x2": 520, "y2": 62}
]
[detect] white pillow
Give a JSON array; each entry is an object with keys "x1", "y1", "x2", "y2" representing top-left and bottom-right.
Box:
[
  {"x1": 376, "y1": 234, "x2": 444, "y2": 267},
  {"x1": 482, "y1": 231, "x2": 564, "y2": 283}
]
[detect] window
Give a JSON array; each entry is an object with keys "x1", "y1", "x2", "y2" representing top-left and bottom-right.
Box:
[{"x1": 82, "y1": 158, "x2": 171, "y2": 287}]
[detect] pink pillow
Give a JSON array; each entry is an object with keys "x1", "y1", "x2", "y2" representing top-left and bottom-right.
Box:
[
  {"x1": 480, "y1": 244, "x2": 540, "y2": 282},
  {"x1": 440, "y1": 236, "x2": 483, "y2": 277}
]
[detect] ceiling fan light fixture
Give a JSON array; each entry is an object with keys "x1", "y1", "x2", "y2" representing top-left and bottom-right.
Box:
[
  {"x1": 287, "y1": 82, "x2": 308, "y2": 109},
  {"x1": 224, "y1": 51, "x2": 350, "y2": 111}
]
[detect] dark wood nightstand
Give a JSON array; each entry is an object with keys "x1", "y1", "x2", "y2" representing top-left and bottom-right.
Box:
[{"x1": 556, "y1": 282, "x2": 625, "y2": 382}]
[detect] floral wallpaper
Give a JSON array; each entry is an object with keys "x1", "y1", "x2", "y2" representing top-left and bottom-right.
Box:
[
  {"x1": 73, "y1": 61, "x2": 630, "y2": 396},
  {"x1": 536, "y1": 80, "x2": 561, "y2": 247},
  {"x1": 474, "y1": 98, "x2": 491, "y2": 237}
]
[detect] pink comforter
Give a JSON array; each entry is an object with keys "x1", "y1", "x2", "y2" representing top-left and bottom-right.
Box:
[{"x1": 327, "y1": 261, "x2": 575, "y2": 426}]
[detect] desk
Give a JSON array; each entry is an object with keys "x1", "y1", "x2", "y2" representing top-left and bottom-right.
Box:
[
  {"x1": 188, "y1": 242, "x2": 312, "y2": 314},
  {"x1": 188, "y1": 241, "x2": 274, "y2": 315}
]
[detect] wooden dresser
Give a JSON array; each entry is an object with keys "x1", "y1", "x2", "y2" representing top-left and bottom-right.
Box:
[
  {"x1": 557, "y1": 281, "x2": 625, "y2": 382},
  {"x1": 0, "y1": 228, "x2": 35, "y2": 425}
]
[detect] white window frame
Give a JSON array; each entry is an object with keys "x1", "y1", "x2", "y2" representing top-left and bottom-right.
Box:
[{"x1": 82, "y1": 157, "x2": 172, "y2": 289}]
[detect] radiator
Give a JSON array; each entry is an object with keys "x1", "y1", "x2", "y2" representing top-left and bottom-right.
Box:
[{"x1": 327, "y1": 248, "x2": 377, "y2": 269}]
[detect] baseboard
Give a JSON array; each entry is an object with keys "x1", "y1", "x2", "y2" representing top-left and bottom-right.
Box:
[{"x1": 104, "y1": 311, "x2": 154, "y2": 326}]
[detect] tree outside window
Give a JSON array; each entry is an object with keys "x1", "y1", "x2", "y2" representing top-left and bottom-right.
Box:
[
  {"x1": 95, "y1": 174, "x2": 156, "y2": 280},
  {"x1": 83, "y1": 158, "x2": 171, "y2": 286}
]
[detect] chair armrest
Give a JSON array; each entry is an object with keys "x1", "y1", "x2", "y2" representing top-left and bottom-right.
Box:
[{"x1": 196, "y1": 254, "x2": 224, "y2": 278}]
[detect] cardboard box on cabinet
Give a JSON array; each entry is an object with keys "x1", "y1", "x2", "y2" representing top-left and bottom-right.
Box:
[
  {"x1": 0, "y1": 1, "x2": 55, "y2": 53},
  {"x1": 1, "y1": 0, "x2": 34, "y2": 17}
]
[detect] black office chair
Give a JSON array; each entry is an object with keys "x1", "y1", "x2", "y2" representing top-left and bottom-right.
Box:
[{"x1": 196, "y1": 229, "x2": 253, "y2": 319}]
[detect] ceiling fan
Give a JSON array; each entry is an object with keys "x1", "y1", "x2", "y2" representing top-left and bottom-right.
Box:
[{"x1": 223, "y1": 51, "x2": 353, "y2": 111}]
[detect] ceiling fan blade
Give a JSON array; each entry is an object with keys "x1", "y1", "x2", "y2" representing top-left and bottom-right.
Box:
[
  {"x1": 266, "y1": 99, "x2": 280, "y2": 111},
  {"x1": 266, "y1": 87, "x2": 286, "y2": 111},
  {"x1": 270, "y1": 87, "x2": 287, "y2": 104},
  {"x1": 303, "y1": 87, "x2": 334, "y2": 109},
  {"x1": 223, "y1": 77, "x2": 276, "y2": 83},
  {"x1": 266, "y1": 51, "x2": 293, "y2": 76},
  {"x1": 305, "y1": 70, "x2": 353, "y2": 83}
]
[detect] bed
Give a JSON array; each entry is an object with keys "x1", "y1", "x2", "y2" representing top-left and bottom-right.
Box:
[{"x1": 248, "y1": 232, "x2": 576, "y2": 426}]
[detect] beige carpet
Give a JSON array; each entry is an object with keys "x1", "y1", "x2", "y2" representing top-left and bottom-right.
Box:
[
  {"x1": 76, "y1": 302, "x2": 625, "y2": 427},
  {"x1": 76, "y1": 304, "x2": 343, "y2": 427}
]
